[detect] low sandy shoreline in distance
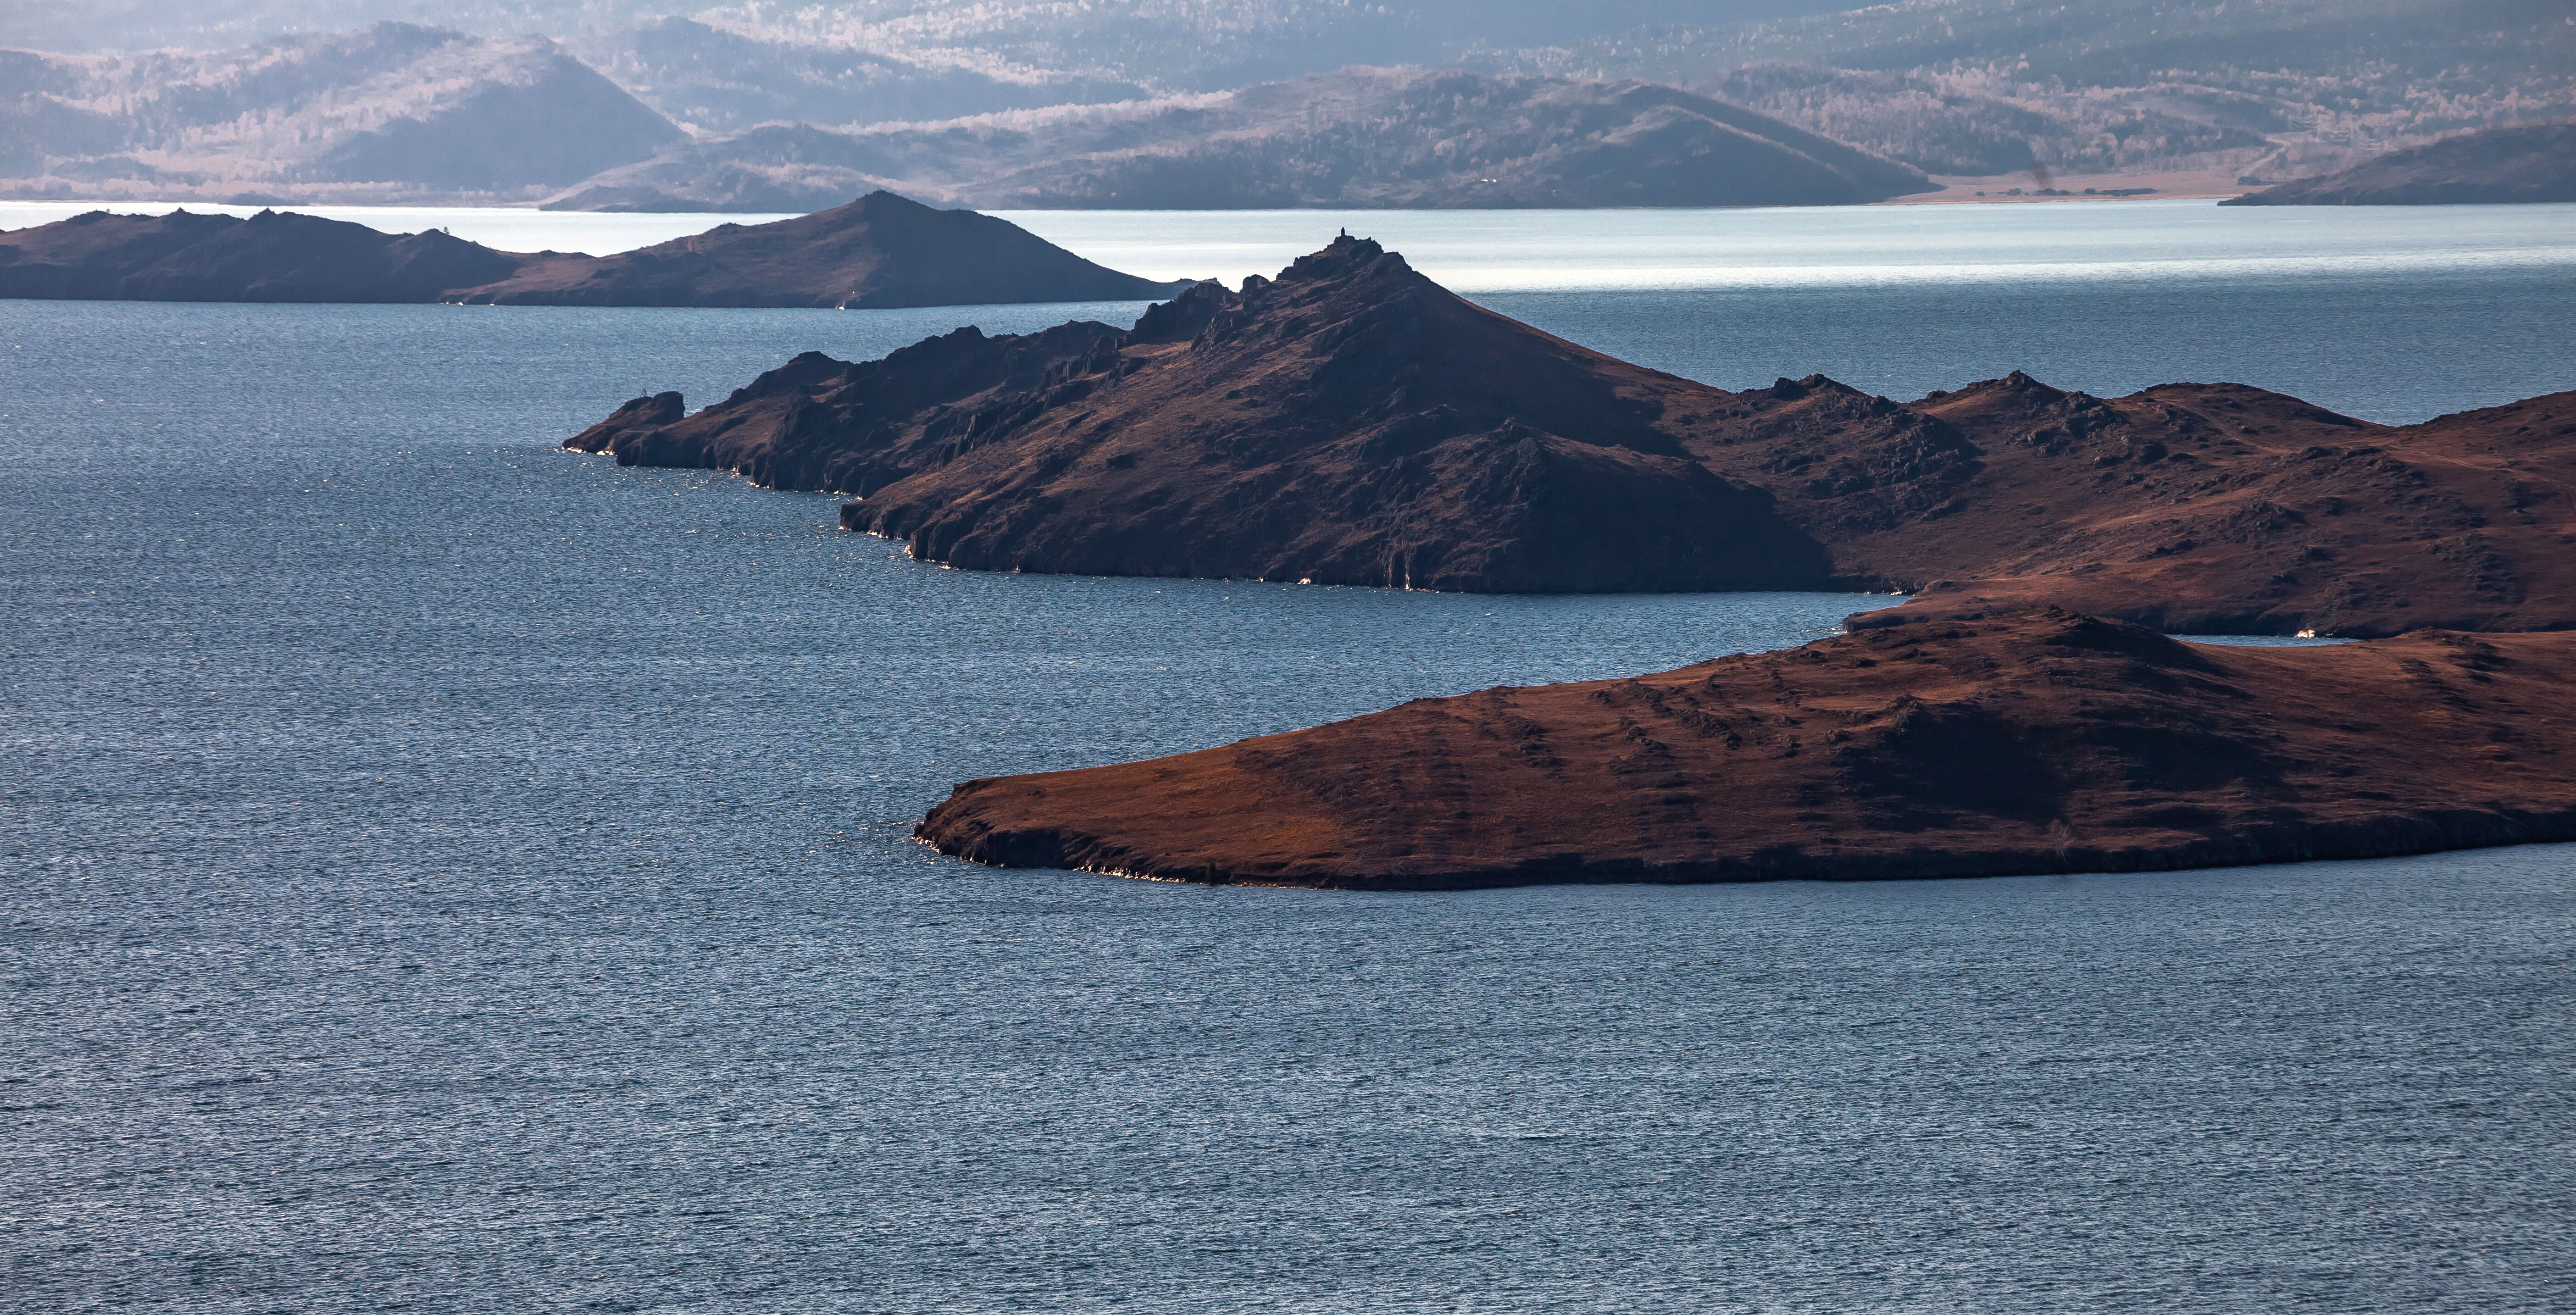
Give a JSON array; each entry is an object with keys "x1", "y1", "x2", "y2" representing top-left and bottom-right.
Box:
[{"x1": 1882, "y1": 167, "x2": 2257, "y2": 205}]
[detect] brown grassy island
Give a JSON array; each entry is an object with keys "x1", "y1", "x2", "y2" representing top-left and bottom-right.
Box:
[{"x1": 917, "y1": 606, "x2": 2576, "y2": 888}]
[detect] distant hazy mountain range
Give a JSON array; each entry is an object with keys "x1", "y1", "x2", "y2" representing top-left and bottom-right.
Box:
[
  {"x1": 1480, "y1": 0, "x2": 2576, "y2": 180},
  {"x1": 561, "y1": 17, "x2": 1155, "y2": 135},
  {"x1": 0, "y1": 23, "x2": 679, "y2": 202},
  {"x1": 0, "y1": 3, "x2": 1851, "y2": 78},
  {"x1": 550, "y1": 69, "x2": 1931, "y2": 211},
  {"x1": 4, "y1": 1, "x2": 2569, "y2": 206}
]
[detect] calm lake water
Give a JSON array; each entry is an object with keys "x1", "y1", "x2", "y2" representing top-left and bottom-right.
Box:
[
  {"x1": 7, "y1": 198, "x2": 2570, "y2": 421},
  {"x1": 3, "y1": 205, "x2": 2571, "y2": 1310}
]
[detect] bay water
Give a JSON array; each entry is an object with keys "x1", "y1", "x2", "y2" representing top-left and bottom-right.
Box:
[{"x1": 3, "y1": 203, "x2": 2571, "y2": 1310}]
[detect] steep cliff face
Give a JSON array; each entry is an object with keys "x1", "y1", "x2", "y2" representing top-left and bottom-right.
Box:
[
  {"x1": 916, "y1": 606, "x2": 2576, "y2": 889},
  {"x1": 567, "y1": 233, "x2": 2576, "y2": 634},
  {"x1": 0, "y1": 192, "x2": 1188, "y2": 309}
]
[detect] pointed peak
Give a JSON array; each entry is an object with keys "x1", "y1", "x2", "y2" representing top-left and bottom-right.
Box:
[
  {"x1": 837, "y1": 189, "x2": 936, "y2": 219},
  {"x1": 1278, "y1": 233, "x2": 1410, "y2": 284}
]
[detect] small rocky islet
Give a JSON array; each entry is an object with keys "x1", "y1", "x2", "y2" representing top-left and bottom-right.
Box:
[{"x1": 566, "y1": 233, "x2": 2576, "y2": 888}]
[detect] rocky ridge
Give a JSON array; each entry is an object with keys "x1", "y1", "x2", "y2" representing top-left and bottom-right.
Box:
[
  {"x1": 572, "y1": 236, "x2": 1841, "y2": 593},
  {"x1": 569, "y1": 235, "x2": 2576, "y2": 636}
]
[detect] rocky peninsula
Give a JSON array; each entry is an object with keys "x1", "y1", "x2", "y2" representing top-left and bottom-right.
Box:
[
  {"x1": 556, "y1": 234, "x2": 2576, "y2": 887},
  {"x1": 570, "y1": 234, "x2": 2576, "y2": 638},
  {"x1": 917, "y1": 606, "x2": 2576, "y2": 888},
  {"x1": 0, "y1": 191, "x2": 1190, "y2": 308}
]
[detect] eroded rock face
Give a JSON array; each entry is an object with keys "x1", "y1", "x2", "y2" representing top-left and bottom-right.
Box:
[
  {"x1": 568, "y1": 233, "x2": 2576, "y2": 635},
  {"x1": 915, "y1": 606, "x2": 2576, "y2": 889}
]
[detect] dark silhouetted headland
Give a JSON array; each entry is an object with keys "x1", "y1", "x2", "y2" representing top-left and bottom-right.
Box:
[{"x1": 0, "y1": 192, "x2": 1193, "y2": 308}]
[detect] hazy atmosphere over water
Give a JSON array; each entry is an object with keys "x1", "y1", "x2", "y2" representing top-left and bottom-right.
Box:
[
  {"x1": 5, "y1": 197, "x2": 2574, "y2": 1309},
  {"x1": 6, "y1": 199, "x2": 2570, "y2": 419},
  {"x1": 9, "y1": 0, "x2": 2576, "y2": 1298}
]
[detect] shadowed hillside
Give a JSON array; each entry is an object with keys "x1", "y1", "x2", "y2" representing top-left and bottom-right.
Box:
[{"x1": 2224, "y1": 121, "x2": 2576, "y2": 205}]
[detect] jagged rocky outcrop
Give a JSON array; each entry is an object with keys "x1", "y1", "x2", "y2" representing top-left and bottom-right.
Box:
[
  {"x1": 916, "y1": 605, "x2": 2576, "y2": 889},
  {"x1": 568, "y1": 234, "x2": 2576, "y2": 634},
  {"x1": 0, "y1": 192, "x2": 1189, "y2": 308},
  {"x1": 571, "y1": 236, "x2": 1844, "y2": 592},
  {"x1": 2224, "y1": 121, "x2": 2576, "y2": 205}
]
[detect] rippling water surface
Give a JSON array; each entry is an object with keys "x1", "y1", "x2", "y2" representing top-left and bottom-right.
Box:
[{"x1": 3, "y1": 205, "x2": 2572, "y2": 1311}]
